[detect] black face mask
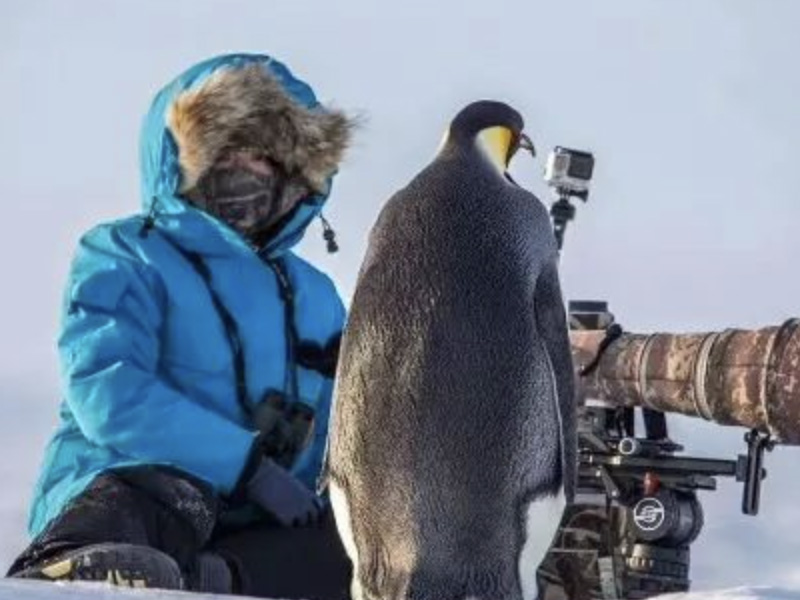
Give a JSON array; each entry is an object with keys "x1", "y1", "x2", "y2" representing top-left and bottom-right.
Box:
[{"x1": 186, "y1": 163, "x2": 306, "y2": 246}]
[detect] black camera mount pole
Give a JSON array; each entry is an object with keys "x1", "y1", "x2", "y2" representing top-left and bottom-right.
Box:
[{"x1": 550, "y1": 188, "x2": 587, "y2": 252}]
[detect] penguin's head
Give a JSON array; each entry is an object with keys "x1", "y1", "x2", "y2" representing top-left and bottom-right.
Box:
[{"x1": 441, "y1": 100, "x2": 534, "y2": 173}]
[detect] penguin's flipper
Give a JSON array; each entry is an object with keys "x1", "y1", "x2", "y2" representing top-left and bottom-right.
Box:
[{"x1": 534, "y1": 260, "x2": 577, "y2": 501}]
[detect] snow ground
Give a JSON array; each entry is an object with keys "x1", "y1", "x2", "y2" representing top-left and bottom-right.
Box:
[
  {"x1": 1, "y1": 579, "x2": 799, "y2": 600},
  {"x1": 0, "y1": 578, "x2": 265, "y2": 599},
  {"x1": 660, "y1": 588, "x2": 800, "y2": 600}
]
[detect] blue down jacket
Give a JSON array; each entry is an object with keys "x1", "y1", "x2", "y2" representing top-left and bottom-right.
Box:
[{"x1": 28, "y1": 54, "x2": 346, "y2": 536}]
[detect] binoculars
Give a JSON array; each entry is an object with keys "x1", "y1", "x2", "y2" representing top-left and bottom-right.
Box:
[{"x1": 253, "y1": 392, "x2": 316, "y2": 468}]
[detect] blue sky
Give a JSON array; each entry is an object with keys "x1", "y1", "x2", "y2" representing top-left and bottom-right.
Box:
[{"x1": 2, "y1": 0, "x2": 800, "y2": 588}]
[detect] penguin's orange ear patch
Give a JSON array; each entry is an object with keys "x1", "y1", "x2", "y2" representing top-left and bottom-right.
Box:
[{"x1": 167, "y1": 64, "x2": 357, "y2": 193}]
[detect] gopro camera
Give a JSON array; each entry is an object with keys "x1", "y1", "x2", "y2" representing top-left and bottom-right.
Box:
[
  {"x1": 544, "y1": 146, "x2": 595, "y2": 198},
  {"x1": 545, "y1": 147, "x2": 595, "y2": 249}
]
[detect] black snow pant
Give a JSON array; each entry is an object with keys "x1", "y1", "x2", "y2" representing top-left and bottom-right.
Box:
[{"x1": 6, "y1": 466, "x2": 352, "y2": 599}]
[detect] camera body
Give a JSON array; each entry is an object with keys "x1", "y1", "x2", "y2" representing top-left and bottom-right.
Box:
[{"x1": 545, "y1": 146, "x2": 595, "y2": 199}]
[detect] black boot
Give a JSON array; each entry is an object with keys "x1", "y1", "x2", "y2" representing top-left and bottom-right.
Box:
[
  {"x1": 186, "y1": 552, "x2": 233, "y2": 593},
  {"x1": 7, "y1": 467, "x2": 219, "y2": 589},
  {"x1": 10, "y1": 543, "x2": 184, "y2": 590}
]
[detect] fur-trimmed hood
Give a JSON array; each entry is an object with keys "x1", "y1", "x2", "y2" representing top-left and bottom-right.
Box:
[
  {"x1": 167, "y1": 63, "x2": 353, "y2": 194},
  {"x1": 138, "y1": 53, "x2": 355, "y2": 256}
]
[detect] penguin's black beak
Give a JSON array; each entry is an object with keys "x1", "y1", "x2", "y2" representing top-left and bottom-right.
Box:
[
  {"x1": 517, "y1": 132, "x2": 536, "y2": 158},
  {"x1": 505, "y1": 132, "x2": 536, "y2": 187}
]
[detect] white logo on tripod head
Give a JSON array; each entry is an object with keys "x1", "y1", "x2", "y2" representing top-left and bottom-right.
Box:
[{"x1": 633, "y1": 497, "x2": 666, "y2": 532}]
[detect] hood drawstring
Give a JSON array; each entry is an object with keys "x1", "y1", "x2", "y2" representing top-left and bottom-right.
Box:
[
  {"x1": 320, "y1": 213, "x2": 339, "y2": 254},
  {"x1": 139, "y1": 198, "x2": 160, "y2": 239}
]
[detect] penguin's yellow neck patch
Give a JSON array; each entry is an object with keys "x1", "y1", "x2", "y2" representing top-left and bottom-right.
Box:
[{"x1": 476, "y1": 126, "x2": 513, "y2": 172}]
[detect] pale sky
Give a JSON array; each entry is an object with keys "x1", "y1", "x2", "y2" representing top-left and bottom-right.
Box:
[{"x1": 2, "y1": 0, "x2": 800, "y2": 589}]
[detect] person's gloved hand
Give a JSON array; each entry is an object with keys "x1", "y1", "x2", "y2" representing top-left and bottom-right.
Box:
[{"x1": 246, "y1": 458, "x2": 324, "y2": 527}]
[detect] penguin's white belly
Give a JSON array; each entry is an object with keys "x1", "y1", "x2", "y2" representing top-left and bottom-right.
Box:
[
  {"x1": 332, "y1": 478, "x2": 566, "y2": 600},
  {"x1": 329, "y1": 481, "x2": 364, "y2": 600},
  {"x1": 518, "y1": 488, "x2": 566, "y2": 600}
]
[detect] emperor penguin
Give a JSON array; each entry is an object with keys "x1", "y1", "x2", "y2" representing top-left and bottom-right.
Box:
[{"x1": 325, "y1": 100, "x2": 576, "y2": 600}]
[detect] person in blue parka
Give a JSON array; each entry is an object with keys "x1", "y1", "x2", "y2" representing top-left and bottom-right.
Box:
[{"x1": 6, "y1": 53, "x2": 357, "y2": 597}]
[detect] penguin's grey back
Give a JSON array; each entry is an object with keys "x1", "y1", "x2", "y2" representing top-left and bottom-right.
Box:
[{"x1": 329, "y1": 144, "x2": 567, "y2": 599}]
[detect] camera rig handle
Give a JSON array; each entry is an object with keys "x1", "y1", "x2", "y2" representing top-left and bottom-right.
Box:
[{"x1": 741, "y1": 429, "x2": 774, "y2": 515}]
